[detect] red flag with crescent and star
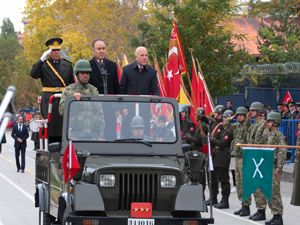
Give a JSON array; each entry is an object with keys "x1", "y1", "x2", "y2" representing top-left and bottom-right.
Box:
[{"x1": 164, "y1": 21, "x2": 188, "y2": 99}]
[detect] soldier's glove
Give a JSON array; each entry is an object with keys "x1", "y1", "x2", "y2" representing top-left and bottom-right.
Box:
[{"x1": 40, "y1": 49, "x2": 51, "y2": 62}]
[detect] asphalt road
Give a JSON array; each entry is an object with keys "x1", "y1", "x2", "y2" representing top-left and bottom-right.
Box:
[{"x1": 0, "y1": 129, "x2": 298, "y2": 225}]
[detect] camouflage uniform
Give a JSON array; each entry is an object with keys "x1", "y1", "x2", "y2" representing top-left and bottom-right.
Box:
[
  {"x1": 59, "y1": 82, "x2": 99, "y2": 114},
  {"x1": 266, "y1": 129, "x2": 286, "y2": 215},
  {"x1": 231, "y1": 121, "x2": 251, "y2": 205},
  {"x1": 180, "y1": 117, "x2": 195, "y2": 143},
  {"x1": 59, "y1": 82, "x2": 105, "y2": 138},
  {"x1": 247, "y1": 118, "x2": 268, "y2": 210}
]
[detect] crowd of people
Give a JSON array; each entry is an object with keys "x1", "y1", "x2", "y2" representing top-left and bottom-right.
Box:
[{"x1": 180, "y1": 102, "x2": 287, "y2": 225}]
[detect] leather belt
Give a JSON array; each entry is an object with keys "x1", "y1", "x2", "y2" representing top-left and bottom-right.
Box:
[{"x1": 42, "y1": 87, "x2": 65, "y2": 92}]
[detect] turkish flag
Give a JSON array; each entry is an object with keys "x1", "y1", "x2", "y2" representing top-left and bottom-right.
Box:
[
  {"x1": 164, "y1": 21, "x2": 187, "y2": 99},
  {"x1": 62, "y1": 142, "x2": 80, "y2": 183},
  {"x1": 282, "y1": 91, "x2": 293, "y2": 104}
]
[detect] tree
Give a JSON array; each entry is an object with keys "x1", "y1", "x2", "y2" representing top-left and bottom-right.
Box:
[
  {"x1": 247, "y1": 0, "x2": 300, "y2": 88},
  {"x1": 1, "y1": 18, "x2": 15, "y2": 36},
  {"x1": 132, "y1": 0, "x2": 251, "y2": 97},
  {"x1": 23, "y1": 0, "x2": 145, "y2": 64}
]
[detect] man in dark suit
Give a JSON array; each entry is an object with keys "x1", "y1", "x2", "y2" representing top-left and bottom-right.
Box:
[
  {"x1": 11, "y1": 115, "x2": 29, "y2": 173},
  {"x1": 31, "y1": 37, "x2": 74, "y2": 143},
  {"x1": 89, "y1": 39, "x2": 120, "y2": 94},
  {"x1": 120, "y1": 46, "x2": 160, "y2": 96}
]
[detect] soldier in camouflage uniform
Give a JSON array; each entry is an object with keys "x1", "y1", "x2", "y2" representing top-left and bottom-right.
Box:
[
  {"x1": 247, "y1": 101, "x2": 268, "y2": 221},
  {"x1": 230, "y1": 106, "x2": 252, "y2": 216},
  {"x1": 264, "y1": 112, "x2": 286, "y2": 225},
  {"x1": 59, "y1": 60, "x2": 105, "y2": 138}
]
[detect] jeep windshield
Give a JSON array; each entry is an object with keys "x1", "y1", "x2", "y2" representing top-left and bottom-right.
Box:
[{"x1": 67, "y1": 100, "x2": 177, "y2": 143}]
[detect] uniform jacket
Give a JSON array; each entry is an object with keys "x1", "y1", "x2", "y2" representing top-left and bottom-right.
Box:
[
  {"x1": 211, "y1": 122, "x2": 233, "y2": 168},
  {"x1": 267, "y1": 129, "x2": 287, "y2": 170},
  {"x1": 30, "y1": 58, "x2": 74, "y2": 137},
  {"x1": 120, "y1": 62, "x2": 160, "y2": 96},
  {"x1": 89, "y1": 57, "x2": 121, "y2": 94},
  {"x1": 231, "y1": 121, "x2": 249, "y2": 157},
  {"x1": 11, "y1": 123, "x2": 29, "y2": 148},
  {"x1": 59, "y1": 82, "x2": 99, "y2": 115},
  {"x1": 247, "y1": 118, "x2": 267, "y2": 144}
]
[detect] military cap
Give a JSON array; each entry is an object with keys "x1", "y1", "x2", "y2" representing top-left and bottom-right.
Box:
[
  {"x1": 236, "y1": 106, "x2": 248, "y2": 115},
  {"x1": 267, "y1": 112, "x2": 282, "y2": 124},
  {"x1": 131, "y1": 116, "x2": 145, "y2": 128},
  {"x1": 250, "y1": 102, "x2": 264, "y2": 113},
  {"x1": 296, "y1": 102, "x2": 300, "y2": 106},
  {"x1": 45, "y1": 37, "x2": 63, "y2": 49}
]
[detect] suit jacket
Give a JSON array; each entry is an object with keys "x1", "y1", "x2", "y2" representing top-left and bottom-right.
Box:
[
  {"x1": 11, "y1": 123, "x2": 29, "y2": 148},
  {"x1": 89, "y1": 57, "x2": 121, "y2": 94},
  {"x1": 120, "y1": 62, "x2": 160, "y2": 96}
]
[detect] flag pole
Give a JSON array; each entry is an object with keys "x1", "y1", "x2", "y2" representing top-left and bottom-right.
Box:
[
  {"x1": 67, "y1": 128, "x2": 72, "y2": 220},
  {"x1": 207, "y1": 121, "x2": 214, "y2": 219},
  {"x1": 236, "y1": 143, "x2": 300, "y2": 149}
]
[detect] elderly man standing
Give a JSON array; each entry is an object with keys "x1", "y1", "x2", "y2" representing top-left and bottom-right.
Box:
[
  {"x1": 31, "y1": 37, "x2": 74, "y2": 143},
  {"x1": 120, "y1": 46, "x2": 160, "y2": 96}
]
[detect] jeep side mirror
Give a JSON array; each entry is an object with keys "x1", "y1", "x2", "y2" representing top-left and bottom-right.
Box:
[
  {"x1": 48, "y1": 142, "x2": 61, "y2": 153},
  {"x1": 182, "y1": 143, "x2": 191, "y2": 154}
]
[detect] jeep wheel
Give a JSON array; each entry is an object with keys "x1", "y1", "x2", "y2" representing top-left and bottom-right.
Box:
[{"x1": 43, "y1": 212, "x2": 56, "y2": 225}]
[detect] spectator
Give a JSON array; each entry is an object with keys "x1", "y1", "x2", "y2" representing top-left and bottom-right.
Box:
[
  {"x1": 286, "y1": 102, "x2": 300, "y2": 119},
  {"x1": 225, "y1": 100, "x2": 235, "y2": 113},
  {"x1": 266, "y1": 104, "x2": 273, "y2": 115}
]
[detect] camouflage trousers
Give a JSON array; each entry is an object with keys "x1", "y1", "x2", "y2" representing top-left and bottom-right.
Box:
[
  {"x1": 235, "y1": 157, "x2": 251, "y2": 206},
  {"x1": 267, "y1": 168, "x2": 283, "y2": 215}
]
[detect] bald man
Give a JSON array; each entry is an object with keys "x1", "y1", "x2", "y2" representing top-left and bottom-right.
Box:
[{"x1": 120, "y1": 46, "x2": 160, "y2": 96}]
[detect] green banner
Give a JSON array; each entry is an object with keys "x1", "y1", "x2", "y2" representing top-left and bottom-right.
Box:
[{"x1": 242, "y1": 147, "x2": 274, "y2": 201}]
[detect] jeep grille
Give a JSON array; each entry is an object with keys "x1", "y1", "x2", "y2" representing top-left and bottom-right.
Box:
[{"x1": 119, "y1": 172, "x2": 158, "y2": 210}]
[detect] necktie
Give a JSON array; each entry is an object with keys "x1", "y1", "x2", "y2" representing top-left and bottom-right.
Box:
[
  {"x1": 139, "y1": 66, "x2": 143, "y2": 73},
  {"x1": 19, "y1": 125, "x2": 22, "y2": 132}
]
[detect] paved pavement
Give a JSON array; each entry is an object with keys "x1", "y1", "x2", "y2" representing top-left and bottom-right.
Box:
[{"x1": 0, "y1": 129, "x2": 298, "y2": 225}]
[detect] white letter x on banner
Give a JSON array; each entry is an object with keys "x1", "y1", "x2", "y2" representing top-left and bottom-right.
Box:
[{"x1": 252, "y1": 158, "x2": 264, "y2": 178}]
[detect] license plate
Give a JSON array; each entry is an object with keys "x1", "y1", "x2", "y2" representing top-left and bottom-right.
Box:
[{"x1": 128, "y1": 218, "x2": 155, "y2": 225}]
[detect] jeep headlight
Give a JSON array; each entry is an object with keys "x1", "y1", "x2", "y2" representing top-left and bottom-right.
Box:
[
  {"x1": 160, "y1": 175, "x2": 176, "y2": 188},
  {"x1": 99, "y1": 174, "x2": 115, "y2": 187}
]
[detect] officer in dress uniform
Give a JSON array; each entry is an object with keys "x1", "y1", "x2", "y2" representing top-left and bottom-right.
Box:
[{"x1": 30, "y1": 37, "x2": 74, "y2": 143}]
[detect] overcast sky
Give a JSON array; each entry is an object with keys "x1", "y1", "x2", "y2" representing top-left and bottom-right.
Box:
[{"x1": 0, "y1": 0, "x2": 26, "y2": 32}]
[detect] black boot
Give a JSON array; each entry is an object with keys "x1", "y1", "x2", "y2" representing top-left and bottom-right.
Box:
[
  {"x1": 205, "y1": 197, "x2": 218, "y2": 205},
  {"x1": 265, "y1": 215, "x2": 283, "y2": 225},
  {"x1": 214, "y1": 197, "x2": 229, "y2": 209},
  {"x1": 234, "y1": 206, "x2": 243, "y2": 215},
  {"x1": 239, "y1": 205, "x2": 250, "y2": 216},
  {"x1": 251, "y1": 209, "x2": 266, "y2": 221}
]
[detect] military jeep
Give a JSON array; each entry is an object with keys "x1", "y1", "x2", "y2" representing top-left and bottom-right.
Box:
[{"x1": 35, "y1": 95, "x2": 213, "y2": 225}]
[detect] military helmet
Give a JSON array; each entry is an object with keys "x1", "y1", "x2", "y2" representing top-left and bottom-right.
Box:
[
  {"x1": 131, "y1": 116, "x2": 145, "y2": 128},
  {"x1": 214, "y1": 105, "x2": 225, "y2": 114},
  {"x1": 196, "y1": 107, "x2": 205, "y2": 116},
  {"x1": 223, "y1": 110, "x2": 234, "y2": 118},
  {"x1": 250, "y1": 102, "x2": 264, "y2": 113},
  {"x1": 236, "y1": 106, "x2": 248, "y2": 115},
  {"x1": 267, "y1": 112, "x2": 282, "y2": 124},
  {"x1": 74, "y1": 59, "x2": 92, "y2": 75}
]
